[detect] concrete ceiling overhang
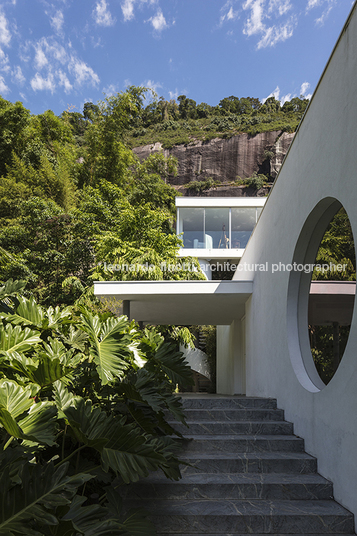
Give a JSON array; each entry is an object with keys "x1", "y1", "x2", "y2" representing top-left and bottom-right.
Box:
[
  {"x1": 308, "y1": 281, "x2": 356, "y2": 326},
  {"x1": 94, "y1": 280, "x2": 253, "y2": 325}
]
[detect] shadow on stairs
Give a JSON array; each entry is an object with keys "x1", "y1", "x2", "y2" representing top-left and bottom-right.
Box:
[{"x1": 123, "y1": 394, "x2": 355, "y2": 536}]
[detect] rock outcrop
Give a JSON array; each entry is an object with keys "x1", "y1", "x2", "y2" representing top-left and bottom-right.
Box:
[{"x1": 133, "y1": 131, "x2": 295, "y2": 187}]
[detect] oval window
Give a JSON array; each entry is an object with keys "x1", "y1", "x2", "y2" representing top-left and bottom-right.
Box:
[
  {"x1": 287, "y1": 198, "x2": 356, "y2": 392},
  {"x1": 308, "y1": 208, "x2": 356, "y2": 384}
]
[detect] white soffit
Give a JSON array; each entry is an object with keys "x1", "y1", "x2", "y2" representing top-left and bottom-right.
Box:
[
  {"x1": 175, "y1": 197, "x2": 266, "y2": 208},
  {"x1": 94, "y1": 280, "x2": 253, "y2": 325}
]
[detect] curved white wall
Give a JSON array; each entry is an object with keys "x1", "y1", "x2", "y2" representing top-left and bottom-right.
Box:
[{"x1": 233, "y1": 2, "x2": 357, "y2": 519}]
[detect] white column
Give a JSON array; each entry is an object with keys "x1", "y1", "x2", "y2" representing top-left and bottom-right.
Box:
[{"x1": 198, "y1": 259, "x2": 212, "y2": 280}]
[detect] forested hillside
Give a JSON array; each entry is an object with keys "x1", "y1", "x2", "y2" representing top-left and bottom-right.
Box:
[{"x1": 0, "y1": 87, "x2": 308, "y2": 306}]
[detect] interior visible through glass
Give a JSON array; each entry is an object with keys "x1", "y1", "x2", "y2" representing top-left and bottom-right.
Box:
[
  {"x1": 179, "y1": 206, "x2": 260, "y2": 249},
  {"x1": 205, "y1": 208, "x2": 229, "y2": 249},
  {"x1": 231, "y1": 208, "x2": 257, "y2": 248}
]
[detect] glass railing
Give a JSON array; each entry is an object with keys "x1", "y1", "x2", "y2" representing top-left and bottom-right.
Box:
[{"x1": 177, "y1": 207, "x2": 261, "y2": 249}]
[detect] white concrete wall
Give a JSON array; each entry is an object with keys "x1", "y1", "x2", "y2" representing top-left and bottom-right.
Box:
[
  {"x1": 217, "y1": 319, "x2": 245, "y2": 395},
  {"x1": 233, "y1": 3, "x2": 357, "y2": 519}
]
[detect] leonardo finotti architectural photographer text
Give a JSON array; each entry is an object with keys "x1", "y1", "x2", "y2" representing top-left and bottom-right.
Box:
[{"x1": 101, "y1": 261, "x2": 348, "y2": 274}]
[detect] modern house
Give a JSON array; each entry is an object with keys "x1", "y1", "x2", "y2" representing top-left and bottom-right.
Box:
[{"x1": 95, "y1": 1, "x2": 357, "y2": 523}]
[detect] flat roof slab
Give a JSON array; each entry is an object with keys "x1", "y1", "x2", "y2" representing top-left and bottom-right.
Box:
[{"x1": 94, "y1": 280, "x2": 253, "y2": 325}]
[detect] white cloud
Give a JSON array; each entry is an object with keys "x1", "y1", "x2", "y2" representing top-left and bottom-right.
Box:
[
  {"x1": 306, "y1": 0, "x2": 323, "y2": 11},
  {"x1": 50, "y1": 10, "x2": 64, "y2": 33},
  {"x1": 103, "y1": 83, "x2": 117, "y2": 96},
  {"x1": 0, "y1": 75, "x2": 9, "y2": 94},
  {"x1": 143, "y1": 79, "x2": 162, "y2": 92},
  {"x1": 263, "y1": 81, "x2": 312, "y2": 105},
  {"x1": 268, "y1": 0, "x2": 292, "y2": 16},
  {"x1": 34, "y1": 38, "x2": 68, "y2": 70},
  {"x1": 121, "y1": 0, "x2": 135, "y2": 21},
  {"x1": 169, "y1": 89, "x2": 179, "y2": 100},
  {"x1": 280, "y1": 92, "x2": 291, "y2": 105},
  {"x1": 0, "y1": 48, "x2": 10, "y2": 72},
  {"x1": 57, "y1": 70, "x2": 72, "y2": 93},
  {"x1": 31, "y1": 72, "x2": 56, "y2": 93},
  {"x1": 220, "y1": 1, "x2": 239, "y2": 25},
  {"x1": 306, "y1": 0, "x2": 335, "y2": 26},
  {"x1": 300, "y1": 81, "x2": 312, "y2": 99},
  {"x1": 12, "y1": 65, "x2": 25, "y2": 85},
  {"x1": 34, "y1": 45, "x2": 48, "y2": 70},
  {"x1": 257, "y1": 17, "x2": 296, "y2": 48},
  {"x1": 315, "y1": 5, "x2": 333, "y2": 26},
  {"x1": 68, "y1": 56, "x2": 100, "y2": 86},
  {"x1": 148, "y1": 9, "x2": 167, "y2": 32},
  {"x1": 243, "y1": 0, "x2": 265, "y2": 36},
  {"x1": 262, "y1": 85, "x2": 280, "y2": 103},
  {"x1": 243, "y1": 0, "x2": 296, "y2": 48},
  {"x1": 0, "y1": 10, "x2": 11, "y2": 47},
  {"x1": 93, "y1": 0, "x2": 116, "y2": 26},
  {"x1": 121, "y1": 0, "x2": 165, "y2": 26}
]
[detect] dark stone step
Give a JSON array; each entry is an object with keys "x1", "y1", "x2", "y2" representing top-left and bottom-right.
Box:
[
  {"x1": 122, "y1": 473, "x2": 333, "y2": 501},
  {"x1": 125, "y1": 499, "x2": 354, "y2": 534},
  {"x1": 179, "y1": 452, "x2": 317, "y2": 474},
  {"x1": 175, "y1": 408, "x2": 285, "y2": 422},
  {"x1": 170, "y1": 421, "x2": 293, "y2": 436},
  {"x1": 180, "y1": 434, "x2": 304, "y2": 453},
  {"x1": 180, "y1": 396, "x2": 277, "y2": 410},
  {"x1": 158, "y1": 534, "x2": 356, "y2": 536}
]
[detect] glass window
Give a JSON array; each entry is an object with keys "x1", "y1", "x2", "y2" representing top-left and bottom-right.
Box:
[
  {"x1": 231, "y1": 208, "x2": 256, "y2": 248},
  {"x1": 179, "y1": 208, "x2": 204, "y2": 248},
  {"x1": 205, "y1": 208, "x2": 230, "y2": 249}
]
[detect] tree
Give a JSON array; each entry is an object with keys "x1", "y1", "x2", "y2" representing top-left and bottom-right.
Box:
[
  {"x1": 0, "y1": 97, "x2": 31, "y2": 176},
  {"x1": 178, "y1": 95, "x2": 197, "y2": 120}
]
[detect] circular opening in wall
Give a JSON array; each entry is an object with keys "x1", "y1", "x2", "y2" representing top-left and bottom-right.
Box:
[
  {"x1": 287, "y1": 198, "x2": 356, "y2": 392},
  {"x1": 308, "y1": 208, "x2": 356, "y2": 384}
]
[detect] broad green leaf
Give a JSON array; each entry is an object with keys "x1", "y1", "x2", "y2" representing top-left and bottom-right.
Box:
[
  {"x1": 45, "y1": 305, "x2": 72, "y2": 329},
  {"x1": 63, "y1": 398, "x2": 166, "y2": 483},
  {"x1": 80, "y1": 312, "x2": 132, "y2": 384},
  {"x1": 53, "y1": 381, "x2": 75, "y2": 417},
  {"x1": 63, "y1": 398, "x2": 110, "y2": 451},
  {"x1": 101, "y1": 422, "x2": 166, "y2": 483},
  {"x1": 3, "y1": 296, "x2": 44, "y2": 328},
  {"x1": 0, "y1": 324, "x2": 41, "y2": 354},
  {"x1": 0, "y1": 406, "x2": 23, "y2": 438},
  {"x1": 152, "y1": 342, "x2": 194, "y2": 386},
  {"x1": 62, "y1": 495, "x2": 155, "y2": 536},
  {"x1": 0, "y1": 279, "x2": 27, "y2": 300},
  {"x1": 29, "y1": 355, "x2": 69, "y2": 387},
  {"x1": 60, "y1": 324, "x2": 88, "y2": 352},
  {"x1": 2, "y1": 298, "x2": 72, "y2": 331},
  {"x1": 0, "y1": 380, "x2": 34, "y2": 419},
  {"x1": 0, "y1": 462, "x2": 93, "y2": 536},
  {"x1": 18, "y1": 402, "x2": 57, "y2": 446}
]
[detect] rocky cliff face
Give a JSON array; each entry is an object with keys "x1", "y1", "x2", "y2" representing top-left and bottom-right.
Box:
[{"x1": 133, "y1": 131, "x2": 295, "y2": 188}]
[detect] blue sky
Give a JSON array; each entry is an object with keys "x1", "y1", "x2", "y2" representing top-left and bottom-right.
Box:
[{"x1": 0, "y1": 0, "x2": 354, "y2": 115}]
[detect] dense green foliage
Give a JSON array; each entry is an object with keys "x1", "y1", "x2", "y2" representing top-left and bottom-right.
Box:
[
  {"x1": 0, "y1": 89, "x2": 207, "y2": 307},
  {"x1": 127, "y1": 94, "x2": 308, "y2": 149},
  {"x1": 0, "y1": 279, "x2": 193, "y2": 535}
]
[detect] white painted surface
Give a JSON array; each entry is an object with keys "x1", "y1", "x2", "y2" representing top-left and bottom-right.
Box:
[
  {"x1": 175, "y1": 197, "x2": 266, "y2": 208},
  {"x1": 180, "y1": 346, "x2": 211, "y2": 380},
  {"x1": 177, "y1": 248, "x2": 244, "y2": 259},
  {"x1": 94, "y1": 280, "x2": 253, "y2": 325},
  {"x1": 232, "y1": 2, "x2": 357, "y2": 520}
]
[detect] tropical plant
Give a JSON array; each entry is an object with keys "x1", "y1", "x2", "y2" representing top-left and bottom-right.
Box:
[{"x1": 0, "y1": 279, "x2": 193, "y2": 535}]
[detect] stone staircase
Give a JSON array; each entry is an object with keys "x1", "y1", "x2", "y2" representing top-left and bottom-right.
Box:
[{"x1": 123, "y1": 395, "x2": 355, "y2": 535}]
